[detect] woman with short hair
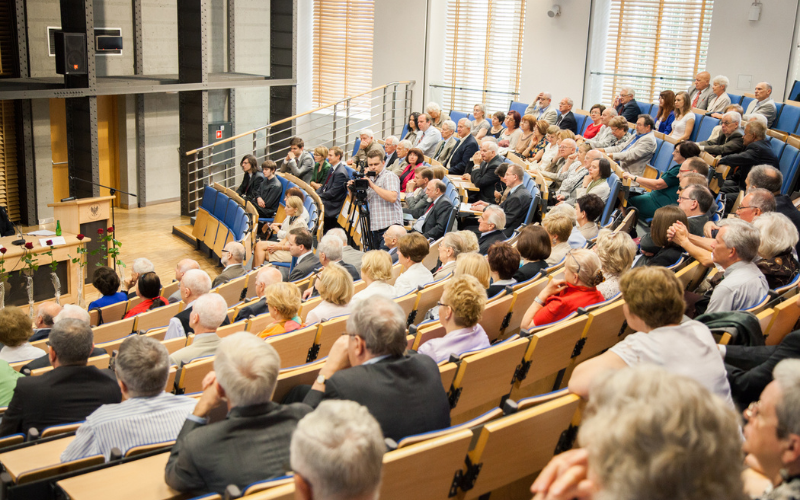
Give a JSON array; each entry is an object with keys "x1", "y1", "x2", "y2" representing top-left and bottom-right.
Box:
[
  {"x1": 471, "y1": 104, "x2": 491, "y2": 139},
  {"x1": 575, "y1": 194, "x2": 604, "y2": 240},
  {"x1": 418, "y1": 276, "x2": 490, "y2": 363},
  {"x1": 456, "y1": 230, "x2": 480, "y2": 253},
  {"x1": 0, "y1": 307, "x2": 46, "y2": 362},
  {"x1": 499, "y1": 111, "x2": 523, "y2": 152},
  {"x1": 88, "y1": 266, "x2": 128, "y2": 310},
  {"x1": 542, "y1": 213, "x2": 574, "y2": 266},
  {"x1": 529, "y1": 125, "x2": 561, "y2": 169},
  {"x1": 254, "y1": 196, "x2": 309, "y2": 267},
  {"x1": 305, "y1": 262, "x2": 354, "y2": 325},
  {"x1": 522, "y1": 249, "x2": 605, "y2": 328},
  {"x1": 434, "y1": 233, "x2": 465, "y2": 280},
  {"x1": 521, "y1": 119, "x2": 548, "y2": 160},
  {"x1": 259, "y1": 282, "x2": 303, "y2": 338},
  {"x1": 593, "y1": 229, "x2": 636, "y2": 299},
  {"x1": 514, "y1": 225, "x2": 551, "y2": 283},
  {"x1": 753, "y1": 212, "x2": 800, "y2": 289},
  {"x1": 352, "y1": 250, "x2": 396, "y2": 305},
  {"x1": 486, "y1": 242, "x2": 520, "y2": 298},
  {"x1": 487, "y1": 111, "x2": 505, "y2": 139},
  {"x1": 454, "y1": 252, "x2": 491, "y2": 288},
  {"x1": 639, "y1": 205, "x2": 687, "y2": 268},
  {"x1": 568, "y1": 266, "x2": 733, "y2": 405},
  {"x1": 707, "y1": 75, "x2": 733, "y2": 117},
  {"x1": 123, "y1": 272, "x2": 167, "y2": 319},
  {"x1": 582, "y1": 104, "x2": 606, "y2": 139},
  {"x1": 512, "y1": 114, "x2": 537, "y2": 157},
  {"x1": 393, "y1": 233, "x2": 433, "y2": 297}
]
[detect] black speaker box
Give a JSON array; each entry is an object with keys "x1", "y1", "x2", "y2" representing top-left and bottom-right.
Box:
[{"x1": 55, "y1": 32, "x2": 87, "y2": 75}]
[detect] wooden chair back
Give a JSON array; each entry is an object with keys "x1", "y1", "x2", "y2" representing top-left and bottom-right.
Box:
[
  {"x1": 478, "y1": 293, "x2": 514, "y2": 343},
  {"x1": 394, "y1": 291, "x2": 420, "y2": 326},
  {"x1": 412, "y1": 279, "x2": 449, "y2": 325},
  {"x1": 132, "y1": 302, "x2": 182, "y2": 333},
  {"x1": 241, "y1": 475, "x2": 296, "y2": 496},
  {"x1": 389, "y1": 263, "x2": 403, "y2": 285},
  {"x1": 248, "y1": 313, "x2": 273, "y2": 335},
  {"x1": 175, "y1": 356, "x2": 215, "y2": 393},
  {"x1": 762, "y1": 294, "x2": 800, "y2": 346},
  {"x1": 165, "y1": 366, "x2": 177, "y2": 392},
  {"x1": 160, "y1": 281, "x2": 180, "y2": 301},
  {"x1": 95, "y1": 301, "x2": 129, "y2": 326},
  {"x1": 312, "y1": 315, "x2": 350, "y2": 360},
  {"x1": 92, "y1": 317, "x2": 137, "y2": 344},
  {"x1": 572, "y1": 299, "x2": 628, "y2": 364},
  {"x1": 214, "y1": 275, "x2": 248, "y2": 307},
  {"x1": 266, "y1": 324, "x2": 321, "y2": 367},
  {"x1": 41, "y1": 422, "x2": 82, "y2": 438},
  {"x1": 271, "y1": 360, "x2": 325, "y2": 403},
  {"x1": 94, "y1": 334, "x2": 133, "y2": 356},
  {"x1": 410, "y1": 321, "x2": 446, "y2": 351},
  {"x1": 30, "y1": 354, "x2": 110, "y2": 376},
  {"x1": 17, "y1": 455, "x2": 104, "y2": 485},
  {"x1": 422, "y1": 237, "x2": 443, "y2": 271},
  {"x1": 216, "y1": 321, "x2": 248, "y2": 339},
  {"x1": 162, "y1": 336, "x2": 189, "y2": 355},
  {"x1": 503, "y1": 277, "x2": 549, "y2": 336},
  {"x1": 124, "y1": 441, "x2": 175, "y2": 458}
]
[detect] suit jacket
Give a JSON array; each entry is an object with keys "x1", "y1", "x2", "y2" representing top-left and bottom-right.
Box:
[
  {"x1": 388, "y1": 247, "x2": 399, "y2": 264},
  {"x1": 335, "y1": 261, "x2": 361, "y2": 282},
  {"x1": 174, "y1": 306, "x2": 231, "y2": 337},
  {"x1": 687, "y1": 215, "x2": 709, "y2": 237},
  {"x1": 288, "y1": 253, "x2": 320, "y2": 282},
  {"x1": 718, "y1": 139, "x2": 779, "y2": 188},
  {"x1": 255, "y1": 176, "x2": 283, "y2": 218},
  {"x1": 212, "y1": 264, "x2": 246, "y2": 288},
  {"x1": 470, "y1": 155, "x2": 504, "y2": 203},
  {"x1": 388, "y1": 157, "x2": 408, "y2": 176},
  {"x1": 29, "y1": 328, "x2": 51, "y2": 342},
  {"x1": 234, "y1": 297, "x2": 268, "y2": 322},
  {"x1": 341, "y1": 246, "x2": 364, "y2": 272},
  {"x1": 500, "y1": 186, "x2": 533, "y2": 236},
  {"x1": 404, "y1": 189, "x2": 430, "y2": 219},
  {"x1": 616, "y1": 100, "x2": 640, "y2": 124},
  {"x1": 419, "y1": 195, "x2": 453, "y2": 241},
  {"x1": 514, "y1": 260, "x2": 547, "y2": 283},
  {"x1": 317, "y1": 162, "x2": 350, "y2": 218},
  {"x1": 555, "y1": 111, "x2": 578, "y2": 134},
  {"x1": 303, "y1": 354, "x2": 451, "y2": 441},
  {"x1": 446, "y1": 134, "x2": 480, "y2": 175},
  {"x1": 687, "y1": 84, "x2": 714, "y2": 110},
  {"x1": 699, "y1": 129, "x2": 744, "y2": 157},
  {"x1": 165, "y1": 402, "x2": 312, "y2": 495},
  {"x1": 0, "y1": 365, "x2": 121, "y2": 437},
  {"x1": 524, "y1": 104, "x2": 557, "y2": 124},
  {"x1": 745, "y1": 98, "x2": 778, "y2": 128},
  {"x1": 433, "y1": 136, "x2": 459, "y2": 164},
  {"x1": 384, "y1": 151, "x2": 398, "y2": 170},
  {"x1": 236, "y1": 171, "x2": 265, "y2": 199},
  {"x1": 479, "y1": 230, "x2": 506, "y2": 255},
  {"x1": 725, "y1": 331, "x2": 800, "y2": 409},
  {"x1": 605, "y1": 132, "x2": 658, "y2": 176},
  {"x1": 280, "y1": 151, "x2": 314, "y2": 183},
  {"x1": 170, "y1": 334, "x2": 221, "y2": 366},
  {"x1": 20, "y1": 347, "x2": 109, "y2": 373}
]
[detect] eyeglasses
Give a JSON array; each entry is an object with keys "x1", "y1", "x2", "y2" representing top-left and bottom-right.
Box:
[
  {"x1": 677, "y1": 196, "x2": 693, "y2": 202},
  {"x1": 736, "y1": 205, "x2": 754, "y2": 211},
  {"x1": 567, "y1": 250, "x2": 581, "y2": 277},
  {"x1": 436, "y1": 301, "x2": 451, "y2": 309},
  {"x1": 744, "y1": 400, "x2": 788, "y2": 435}
]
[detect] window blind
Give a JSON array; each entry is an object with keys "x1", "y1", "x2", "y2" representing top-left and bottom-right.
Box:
[
  {"x1": 442, "y1": 0, "x2": 526, "y2": 113},
  {"x1": 312, "y1": 0, "x2": 375, "y2": 109},
  {"x1": 601, "y1": 0, "x2": 714, "y2": 105}
]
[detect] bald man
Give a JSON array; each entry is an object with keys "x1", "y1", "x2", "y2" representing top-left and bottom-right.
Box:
[
  {"x1": 169, "y1": 259, "x2": 200, "y2": 304},
  {"x1": 687, "y1": 71, "x2": 713, "y2": 110},
  {"x1": 233, "y1": 267, "x2": 283, "y2": 322},
  {"x1": 30, "y1": 302, "x2": 63, "y2": 341},
  {"x1": 212, "y1": 242, "x2": 247, "y2": 288}
]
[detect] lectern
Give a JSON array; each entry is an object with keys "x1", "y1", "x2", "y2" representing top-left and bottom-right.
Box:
[{"x1": 48, "y1": 196, "x2": 115, "y2": 282}]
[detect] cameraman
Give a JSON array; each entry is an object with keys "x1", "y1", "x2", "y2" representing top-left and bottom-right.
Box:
[{"x1": 347, "y1": 149, "x2": 403, "y2": 249}]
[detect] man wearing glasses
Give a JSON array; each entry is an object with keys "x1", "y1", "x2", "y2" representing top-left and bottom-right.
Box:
[
  {"x1": 698, "y1": 111, "x2": 745, "y2": 157},
  {"x1": 613, "y1": 87, "x2": 640, "y2": 124}
]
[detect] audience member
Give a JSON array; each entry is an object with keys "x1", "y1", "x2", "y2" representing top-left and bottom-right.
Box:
[
  {"x1": 747, "y1": 164, "x2": 800, "y2": 255},
  {"x1": 575, "y1": 194, "x2": 603, "y2": 240},
  {"x1": 426, "y1": 102, "x2": 450, "y2": 130},
  {"x1": 520, "y1": 119, "x2": 549, "y2": 160},
  {"x1": 687, "y1": 70, "x2": 713, "y2": 109},
  {"x1": 575, "y1": 157, "x2": 612, "y2": 202},
  {"x1": 512, "y1": 114, "x2": 537, "y2": 157},
  {"x1": 212, "y1": 241, "x2": 246, "y2": 287},
  {"x1": 327, "y1": 228, "x2": 363, "y2": 271},
  {"x1": 165, "y1": 333, "x2": 312, "y2": 494},
  {"x1": 457, "y1": 229, "x2": 480, "y2": 253},
  {"x1": 302, "y1": 297, "x2": 451, "y2": 441},
  {"x1": 168, "y1": 260, "x2": 200, "y2": 304},
  {"x1": 613, "y1": 87, "x2": 640, "y2": 123},
  {"x1": 533, "y1": 366, "x2": 743, "y2": 500},
  {"x1": 542, "y1": 212, "x2": 573, "y2": 266},
  {"x1": 464, "y1": 140, "x2": 503, "y2": 204},
  {"x1": 404, "y1": 112, "x2": 420, "y2": 145},
  {"x1": 393, "y1": 233, "x2": 433, "y2": 296},
  {"x1": 669, "y1": 91, "x2": 696, "y2": 141},
  {"x1": 514, "y1": 225, "x2": 551, "y2": 282},
  {"x1": 0, "y1": 359, "x2": 21, "y2": 407},
  {"x1": 472, "y1": 164, "x2": 531, "y2": 236},
  {"x1": 580, "y1": 104, "x2": 606, "y2": 140},
  {"x1": 234, "y1": 267, "x2": 283, "y2": 322},
  {"x1": 744, "y1": 81, "x2": 778, "y2": 127},
  {"x1": 0, "y1": 319, "x2": 122, "y2": 437},
  {"x1": 305, "y1": 262, "x2": 354, "y2": 325},
  {"x1": 537, "y1": 138, "x2": 578, "y2": 190},
  {"x1": 383, "y1": 136, "x2": 398, "y2": 169},
  {"x1": 549, "y1": 202, "x2": 588, "y2": 249},
  {"x1": 382, "y1": 224, "x2": 406, "y2": 263},
  {"x1": 280, "y1": 136, "x2": 314, "y2": 182},
  {"x1": 486, "y1": 242, "x2": 520, "y2": 297},
  {"x1": 601, "y1": 114, "x2": 658, "y2": 176},
  {"x1": 454, "y1": 252, "x2": 491, "y2": 289},
  {"x1": 529, "y1": 125, "x2": 560, "y2": 168},
  {"x1": 476, "y1": 205, "x2": 507, "y2": 254},
  {"x1": 389, "y1": 139, "x2": 411, "y2": 176},
  {"x1": 554, "y1": 98, "x2": 577, "y2": 133},
  {"x1": 655, "y1": 90, "x2": 676, "y2": 134},
  {"x1": 61, "y1": 336, "x2": 197, "y2": 462},
  {"x1": 0, "y1": 307, "x2": 46, "y2": 362},
  {"x1": 352, "y1": 149, "x2": 403, "y2": 248},
  {"x1": 498, "y1": 110, "x2": 523, "y2": 152},
  {"x1": 169, "y1": 293, "x2": 228, "y2": 366},
  {"x1": 122, "y1": 257, "x2": 154, "y2": 298},
  {"x1": 555, "y1": 146, "x2": 596, "y2": 206},
  {"x1": 254, "y1": 196, "x2": 309, "y2": 267},
  {"x1": 525, "y1": 92, "x2": 557, "y2": 124},
  {"x1": 569, "y1": 266, "x2": 733, "y2": 405},
  {"x1": 470, "y1": 104, "x2": 491, "y2": 139},
  {"x1": 698, "y1": 111, "x2": 744, "y2": 156},
  {"x1": 352, "y1": 250, "x2": 396, "y2": 305},
  {"x1": 752, "y1": 212, "x2": 800, "y2": 289},
  {"x1": 30, "y1": 301, "x2": 62, "y2": 341},
  {"x1": 593, "y1": 229, "x2": 636, "y2": 299},
  {"x1": 235, "y1": 155, "x2": 263, "y2": 200},
  {"x1": 725, "y1": 334, "x2": 800, "y2": 411},
  {"x1": 412, "y1": 179, "x2": 452, "y2": 241},
  {"x1": 584, "y1": 107, "x2": 619, "y2": 149},
  {"x1": 413, "y1": 114, "x2": 443, "y2": 158},
  {"x1": 309, "y1": 234, "x2": 360, "y2": 284},
  {"x1": 166, "y1": 270, "x2": 224, "y2": 340},
  {"x1": 680, "y1": 183, "x2": 715, "y2": 235},
  {"x1": 308, "y1": 146, "x2": 331, "y2": 190},
  {"x1": 522, "y1": 249, "x2": 604, "y2": 328},
  {"x1": 432, "y1": 120, "x2": 458, "y2": 164},
  {"x1": 705, "y1": 75, "x2": 732, "y2": 116},
  {"x1": 639, "y1": 205, "x2": 687, "y2": 267},
  {"x1": 318, "y1": 146, "x2": 350, "y2": 233},
  {"x1": 397, "y1": 147, "x2": 424, "y2": 192},
  {"x1": 350, "y1": 129, "x2": 385, "y2": 171},
  {"x1": 88, "y1": 266, "x2": 128, "y2": 310},
  {"x1": 719, "y1": 121, "x2": 779, "y2": 201},
  {"x1": 255, "y1": 160, "x2": 283, "y2": 223},
  {"x1": 286, "y1": 228, "x2": 320, "y2": 282},
  {"x1": 446, "y1": 118, "x2": 481, "y2": 175},
  {"x1": 22, "y1": 305, "x2": 107, "y2": 372},
  {"x1": 404, "y1": 167, "x2": 433, "y2": 217},
  {"x1": 433, "y1": 232, "x2": 464, "y2": 280},
  {"x1": 259, "y1": 282, "x2": 303, "y2": 337},
  {"x1": 123, "y1": 272, "x2": 167, "y2": 319}
]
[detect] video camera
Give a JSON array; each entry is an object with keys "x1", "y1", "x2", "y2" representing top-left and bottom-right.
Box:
[{"x1": 349, "y1": 170, "x2": 376, "y2": 201}]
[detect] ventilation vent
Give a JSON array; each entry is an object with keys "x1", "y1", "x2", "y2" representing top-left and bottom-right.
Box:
[{"x1": 48, "y1": 26, "x2": 122, "y2": 56}]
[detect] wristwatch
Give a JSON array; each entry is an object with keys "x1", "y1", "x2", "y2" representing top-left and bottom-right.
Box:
[{"x1": 315, "y1": 374, "x2": 326, "y2": 385}]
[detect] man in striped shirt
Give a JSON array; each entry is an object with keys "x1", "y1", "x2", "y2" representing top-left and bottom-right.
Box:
[{"x1": 60, "y1": 336, "x2": 197, "y2": 462}]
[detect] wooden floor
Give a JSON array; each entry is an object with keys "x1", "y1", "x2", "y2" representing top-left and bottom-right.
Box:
[{"x1": 27, "y1": 201, "x2": 221, "y2": 304}]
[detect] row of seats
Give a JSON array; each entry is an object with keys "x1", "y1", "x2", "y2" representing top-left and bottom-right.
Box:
[{"x1": 192, "y1": 185, "x2": 252, "y2": 260}]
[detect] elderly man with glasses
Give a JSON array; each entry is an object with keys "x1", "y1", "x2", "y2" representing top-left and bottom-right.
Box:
[
  {"x1": 698, "y1": 111, "x2": 745, "y2": 157},
  {"x1": 614, "y1": 87, "x2": 640, "y2": 124}
]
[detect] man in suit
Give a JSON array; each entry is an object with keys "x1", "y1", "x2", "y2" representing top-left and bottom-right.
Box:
[
  {"x1": 432, "y1": 120, "x2": 459, "y2": 165},
  {"x1": 698, "y1": 111, "x2": 744, "y2": 157},
  {"x1": 687, "y1": 71, "x2": 714, "y2": 110},
  {"x1": 718, "y1": 121, "x2": 779, "y2": 202},
  {"x1": 679, "y1": 185, "x2": 713, "y2": 236},
  {"x1": 554, "y1": 98, "x2": 578, "y2": 134},
  {"x1": 165, "y1": 270, "x2": 231, "y2": 340},
  {"x1": 303, "y1": 297, "x2": 450, "y2": 442},
  {"x1": 279, "y1": 136, "x2": 315, "y2": 183},
  {"x1": 170, "y1": 294, "x2": 228, "y2": 366},
  {"x1": 328, "y1": 228, "x2": 363, "y2": 271},
  {"x1": 382, "y1": 136, "x2": 398, "y2": 169},
  {"x1": 524, "y1": 92, "x2": 557, "y2": 124},
  {"x1": 413, "y1": 114, "x2": 443, "y2": 158},
  {"x1": 614, "y1": 87, "x2": 640, "y2": 124},
  {"x1": 301, "y1": 236, "x2": 360, "y2": 301},
  {"x1": 403, "y1": 167, "x2": 434, "y2": 219},
  {"x1": 388, "y1": 140, "x2": 411, "y2": 176},
  {"x1": 464, "y1": 140, "x2": 503, "y2": 203},
  {"x1": 30, "y1": 301, "x2": 62, "y2": 341},
  {"x1": 287, "y1": 228, "x2": 320, "y2": 282},
  {"x1": 234, "y1": 267, "x2": 283, "y2": 322},
  {"x1": 412, "y1": 180, "x2": 452, "y2": 241},
  {"x1": 235, "y1": 155, "x2": 264, "y2": 200},
  {"x1": 317, "y1": 146, "x2": 350, "y2": 234},
  {"x1": 747, "y1": 165, "x2": 800, "y2": 256},
  {"x1": 446, "y1": 118, "x2": 480, "y2": 175},
  {"x1": 212, "y1": 242, "x2": 246, "y2": 288},
  {"x1": 169, "y1": 259, "x2": 200, "y2": 303},
  {"x1": 0, "y1": 319, "x2": 122, "y2": 437},
  {"x1": 477, "y1": 205, "x2": 508, "y2": 254},
  {"x1": 601, "y1": 114, "x2": 658, "y2": 177},
  {"x1": 255, "y1": 161, "x2": 283, "y2": 221},
  {"x1": 165, "y1": 333, "x2": 312, "y2": 495},
  {"x1": 744, "y1": 81, "x2": 778, "y2": 128},
  {"x1": 471, "y1": 164, "x2": 532, "y2": 237},
  {"x1": 382, "y1": 225, "x2": 406, "y2": 264}
]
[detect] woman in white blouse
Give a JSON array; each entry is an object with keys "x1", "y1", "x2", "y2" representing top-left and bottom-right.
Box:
[
  {"x1": 305, "y1": 262, "x2": 354, "y2": 325},
  {"x1": 253, "y1": 196, "x2": 309, "y2": 266},
  {"x1": 0, "y1": 307, "x2": 46, "y2": 363},
  {"x1": 529, "y1": 125, "x2": 561, "y2": 170},
  {"x1": 498, "y1": 110, "x2": 523, "y2": 154},
  {"x1": 351, "y1": 250, "x2": 396, "y2": 305},
  {"x1": 707, "y1": 75, "x2": 733, "y2": 118},
  {"x1": 393, "y1": 232, "x2": 434, "y2": 297},
  {"x1": 669, "y1": 91, "x2": 695, "y2": 142}
]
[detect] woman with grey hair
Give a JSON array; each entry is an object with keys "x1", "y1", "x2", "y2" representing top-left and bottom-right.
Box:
[
  {"x1": 533, "y1": 366, "x2": 745, "y2": 500},
  {"x1": 471, "y1": 104, "x2": 491, "y2": 139},
  {"x1": 434, "y1": 232, "x2": 465, "y2": 280},
  {"x1": 707, "y1": 75, "x2": 732, "y2": 116},
  {"x1": 753, "y1": 211, "x2": 800, "y2": 289}
]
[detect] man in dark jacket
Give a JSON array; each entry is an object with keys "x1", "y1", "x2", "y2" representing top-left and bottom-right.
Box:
[
  {"x1": 615, "y1": 88, "x2": 640, "y2": 124},
  {"x1": 317, "y1": 146, "x2": 350, "y2": 233},
  {"x1": 698, "y1": 111, "x2": 745, "y2": 157},
  {"x1": 255, "y1": 161, "x2": 283, "y2": 220},
  {"x1": 554, "y1": 98, "x2": 578, "y2": 134},
  {"x1": 718, "y1": 121, "x2": 779, "y2": 211},
  {"x1": 235, "y1": 155, "x2": 264, "y2": 200},
  {"x1": 233, "y1": 267, "x2": 282, "y2": 322},
  {"x1": 446, "y1": 118, "x2": 480, "y2": 176},
  {"x1": 413, "y1": 180, "x2": 453, "y2": 241},
  {"x1": 747, "y1": 164, "x2": 800, "y2": 256},
  {"x1": 465, "y1": 141, "x2": 503, "y2": 203}
]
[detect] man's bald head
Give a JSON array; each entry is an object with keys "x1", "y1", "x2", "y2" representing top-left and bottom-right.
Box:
[
  {"x1": 175, "y1": 259, "x2": 200, "y2": 281},
  {"x1": 36, "y1": 302, "x2": 62, "y2": 329},
  {"x1": 695, "y1": 71, "x2": 711, "y2": 90},
  {"x1": 255, "y1": 267, "x2": 283, "y2": 297}
]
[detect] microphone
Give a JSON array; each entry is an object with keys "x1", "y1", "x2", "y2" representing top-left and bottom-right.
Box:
[{"x1": 1, "y1": 207, "x2": 26, "y2": 247}]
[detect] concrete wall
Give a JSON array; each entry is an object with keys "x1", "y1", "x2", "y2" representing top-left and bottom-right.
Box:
[
  {"x1": 143, "y1": 93, "x2": 180, "y2": 203},
  {"x1": 142, "y1": 0, "x2": 178, "y2": 75},
  {"x1": 32, "y1": 99, "x2": 54, "y2": 220}
]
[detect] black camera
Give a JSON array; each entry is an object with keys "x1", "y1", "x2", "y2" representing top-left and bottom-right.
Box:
[{"x1": 350, "y1": 170, "x2": 376, "y2": 201}]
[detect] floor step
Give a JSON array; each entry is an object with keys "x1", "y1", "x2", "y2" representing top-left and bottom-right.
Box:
[{"x1": 172, "y1": 224, "x2": 197, "y2": 246}]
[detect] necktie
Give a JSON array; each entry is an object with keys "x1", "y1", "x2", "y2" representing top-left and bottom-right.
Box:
[
  {"x1": 692, "y1": 91, "x2": 700, "y2": 108},
  {"x1": 435, "y1": 141, "x2": 445, "y2": 159}
]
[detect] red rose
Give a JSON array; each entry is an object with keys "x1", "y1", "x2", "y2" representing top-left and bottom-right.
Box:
[
  {"x1": 0, "y1": 248, "x2": 6, "y2": 254},
  {"x1": 76, "y1": 234, "x2": 85, "y2": 240},
  {"x1": 46, "y1": 239, "x2": 53, "y2": 246},
  {"x1": 97, "y1": 228, "x2": 104, "y2": 235},
  {"x1": 107, "y1": 226, "x2": 114, "y2": 233},
  {"x1": 24, "y1": 242, "x2": 33, "y2": 249}
]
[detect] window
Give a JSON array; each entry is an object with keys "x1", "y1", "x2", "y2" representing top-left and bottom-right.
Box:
[
  {"x1": 601, "y1": 0, "x2": 714, "y2": 105},
  {"x1": 442, "y1": 0, "x2": 526, "y2": 113},
  {"x1": 312, "y1": 0, "x2": 374, "y2": 108}
]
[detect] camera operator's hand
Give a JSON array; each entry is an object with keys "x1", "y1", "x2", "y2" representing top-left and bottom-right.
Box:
[
  {"x1": 346, "y1": 158, "x2": 354, "y2": 166},
  {"x1": 347, "y1": 180, "x2": 354, "y2": 188}
]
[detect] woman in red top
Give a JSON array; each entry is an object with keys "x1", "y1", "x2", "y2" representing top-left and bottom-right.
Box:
[
  {"x1": 522, "y1": 249, "x2": 605, "y2": 328},
  {"x1": 582, "y1": 104, "x2": 606, "y2": 139},
  {"x1": 123, "y1": 272, "x2": 168, "y2": 319},
  {"x1": 398, "y1": 148, "x2": 425, "y2": 192}
]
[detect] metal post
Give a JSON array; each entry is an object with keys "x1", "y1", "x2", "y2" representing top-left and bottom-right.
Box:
[
  {"x1": 265, "y1": 125, "x2": 271, "y2": 157},
  {"x1": 391, "y1": 85, "x2": 397, "y2": 137},
  {"x1": 345, "y1": 99, "x2": 351, "y2": 153},
  {"x1": 381, "y1": 87, "x2": 387, "y2": 138},
  {"x1": 253, "y1": 131, "x2": 258, "y2": 156},
  {"x1": 332, "y1": 103, "x2": 337, "y2": 144}
]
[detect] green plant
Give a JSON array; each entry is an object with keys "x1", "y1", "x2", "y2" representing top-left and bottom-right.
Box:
[
  {"x1": 22, "y1": 242, "x2": 38, "y2": 275},
  {"x1": 91, "y1": 227, "x2": 126, "y2": 270}
]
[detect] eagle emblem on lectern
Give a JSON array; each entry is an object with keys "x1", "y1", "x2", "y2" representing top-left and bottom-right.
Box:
[{"x1": 90, "y1": 205, "x2": 99, "y2": 218}]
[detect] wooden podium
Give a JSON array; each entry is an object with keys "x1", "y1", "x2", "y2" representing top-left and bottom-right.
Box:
[{"x1": 48, "y1": 196, "x2": 115, "y2": 282}]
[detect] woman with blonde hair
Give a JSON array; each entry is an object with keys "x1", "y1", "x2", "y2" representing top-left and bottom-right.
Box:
[
  {"x1": 471, "y1": 104, "x2": 491, "y2": 139},
  {"x1": 529, "y1": 125, "x2": 561, "y2": 170},
  {"x1": 513, "y1": 114, "x2": 537, "y2": 157},
  {"x1": 305, "y1": 262, "x2": 355, "y2": 325},
  {"x1": 352, "y1": 250, "x2": 396, "y2": 305},
  {"x1": 434, "y1": 233, "x2": 465, "y2": 280},
  {"x1": 456, "y1": 230, "x2": 479, "y2": 253},
  {"x1": 259, "y1": 282, "x2": 303, "y2": 338},
  {"x1": 522, "y1": 249, "x2": 605, "y2": 328},
  {"x1": 542, "y1": 213, "x2": 573, "y2": 266},
  {"x1": 426, "y1": 252, "x2": 491, "y2": 323},
  {"x1": 593, "y1": 229, "x2": 636, "y2": 299},
  {"x1": 253, "y1": 196, "x2": 309, "y2": 266},
  {"x1": 670, "y1": 90, "x2": 695, "y2": 142},
  {"x1": 0, "y1": 307, "x2": 45, "y2": 362},
  {"x1": 308, "y1": 146, "x2": 331, "y2": 190}
]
